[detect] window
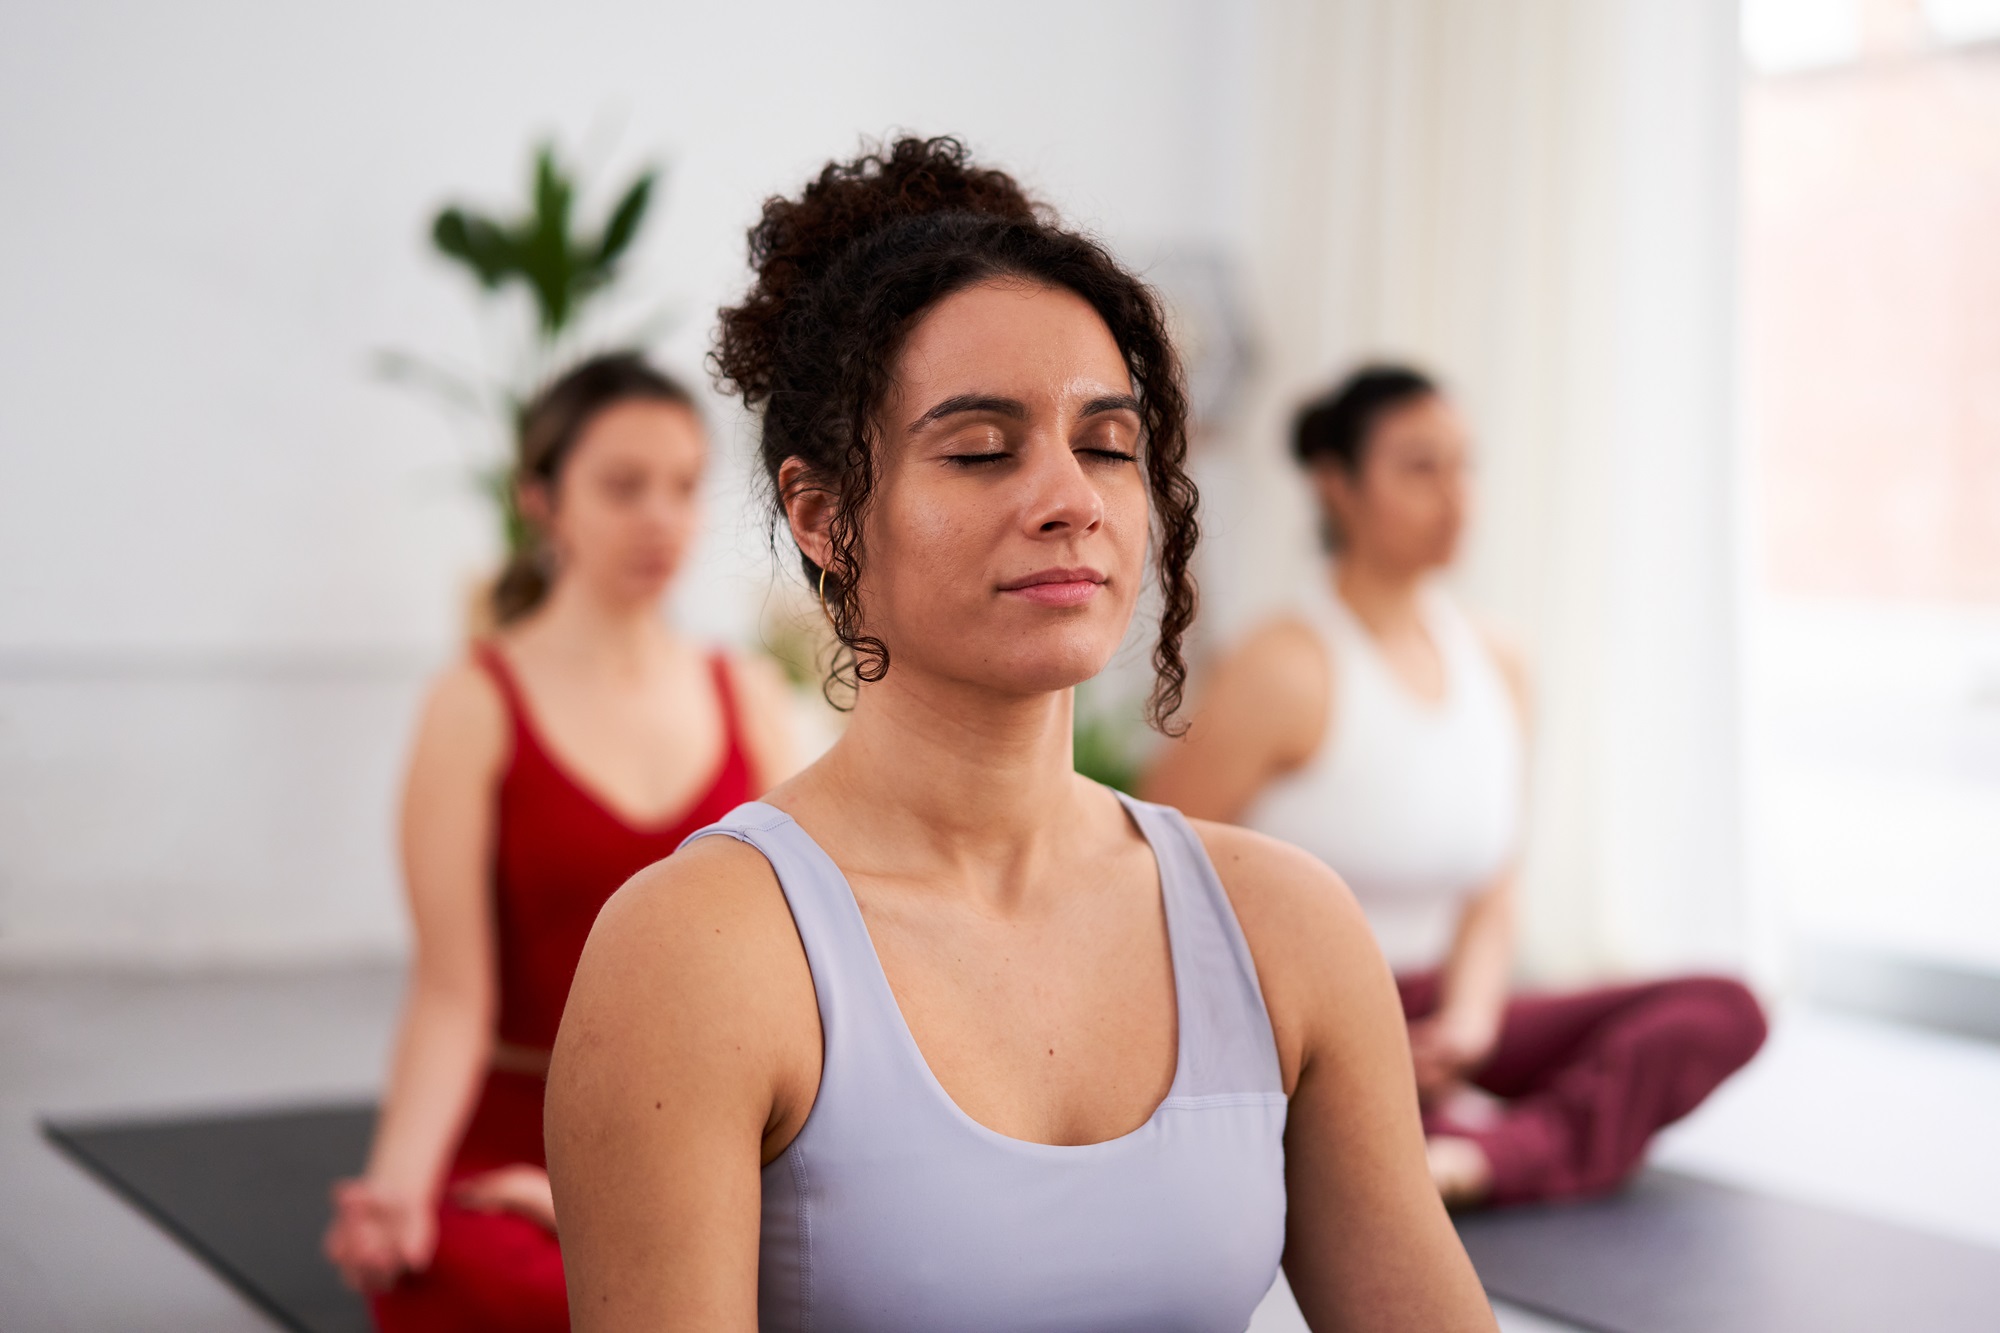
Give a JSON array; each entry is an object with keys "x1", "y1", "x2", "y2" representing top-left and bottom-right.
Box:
[{"x1": 1742, "y1": 0, "x2": 2000, "y2": 973}]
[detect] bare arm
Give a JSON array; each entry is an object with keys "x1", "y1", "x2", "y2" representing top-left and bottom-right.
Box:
[
  {"x1": 327, "y1": 662, "x2": 507, "y2": 1286},
  {"x1": 1139, "y1": 618, "x2": 1328, "y2": 822},
  {"x1": 547, "y1": 837, "x2": 820, "y2": 1331},
  {"x1": 1204, "y1": 824, "x2": 1495, "y2": 1331},
  {"x1": 1413, "y1": 626, "x2": 1535, "y2": 1090},
  {"x1": 1412, "y1": 876, "x2": 1517, "y2": 1094}
]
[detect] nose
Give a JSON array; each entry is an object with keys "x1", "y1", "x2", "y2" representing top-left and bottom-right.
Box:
[
  {"x1": 628, "y1": 494, "x2": 685, "y2": 552},
  {"x1": 1024, "y1": 440, "x2": 1106, "y2": 537}
]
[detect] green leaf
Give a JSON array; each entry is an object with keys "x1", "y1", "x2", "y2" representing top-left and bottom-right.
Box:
[
  {"x1": 524, "y1": 145, "x2": 579, "y2": 336},
  {"x1": 423, "y1": 142, "x2": 663, "y2": 348},
  {"x1": 532, "y1": 145, "x2": 573, "y2": 237},
  {"x1": 594, "y1": 169, "x2": 656, "y2": 269},
  {"x1": 431, "y1": 208, "x2": 517, "y2": 287}
]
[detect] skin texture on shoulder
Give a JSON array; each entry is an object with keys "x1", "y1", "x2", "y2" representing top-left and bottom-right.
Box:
[
  {"x1": 1192, "y1": 820, "x2": 1495, "y2": 1328},
  {"x1": 417, "y1": 657, "x2": 514, "y2": 778},
  {"x1": 546, "y1": 833, "x2": 820, "y2": 1329},
  {"x1": 1140, "y1": 613, "x2": 1331, "y2": 823}
]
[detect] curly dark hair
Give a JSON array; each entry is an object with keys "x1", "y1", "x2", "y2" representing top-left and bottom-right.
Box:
[{"x1": 711, "y1": 136, "x2": 1199, "y2": 731}]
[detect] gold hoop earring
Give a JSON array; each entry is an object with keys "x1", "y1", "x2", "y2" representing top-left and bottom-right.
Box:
[{"x1": 817, "y1": 565, "x2": 830, "y2": 617}]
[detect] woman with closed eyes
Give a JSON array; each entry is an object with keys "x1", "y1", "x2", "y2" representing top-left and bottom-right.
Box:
[{"x1": 545, "y1": 139, "x2": 1495, "y2": 1332}]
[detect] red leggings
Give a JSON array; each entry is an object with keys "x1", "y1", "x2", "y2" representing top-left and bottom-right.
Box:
[
  {"x1": 370, "y1": 1071, "x2": 568, "y2": 1332},
  {"x1": 1398, "y1": 972, "x2": 1766, "y2": 1205}
]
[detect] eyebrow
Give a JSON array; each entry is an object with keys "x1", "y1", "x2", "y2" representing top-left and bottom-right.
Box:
[
  {"x1": 908, "y1": 394, "x2": 1027, "y2": 433},
  {"x1": 906, "y1": 391, "x2": 1142, "y2": 433},
  {"x1": 1080, "y1": 393, "x2": 1142, "y2": 419}
]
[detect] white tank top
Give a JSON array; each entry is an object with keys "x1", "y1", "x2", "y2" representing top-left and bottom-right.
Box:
[{"x1": 1239, "y1": 577, "x2": 1523, "y2": 973}]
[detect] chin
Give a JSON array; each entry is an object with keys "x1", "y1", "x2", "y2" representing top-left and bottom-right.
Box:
[
  {"x1": 985, "y1": 634, "x2": 1121, "y2": 697},
  {"x1": 602, "y1": 578, "x2": 673, "y2": 610},
  {"x1": 908, "y1": 624, "x2": 1116, "y2": 700},
  {"x1": 1414, "y1": 534, "x2": 1460, "y2": 570}
]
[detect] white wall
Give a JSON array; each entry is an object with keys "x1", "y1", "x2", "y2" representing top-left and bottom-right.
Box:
[
  {"x1": 1216, "y1": 0, "x2": 1748, "y2": 981},
  {"x1": 0, "y1": 0, "x2": 1255, "y2": 964}
]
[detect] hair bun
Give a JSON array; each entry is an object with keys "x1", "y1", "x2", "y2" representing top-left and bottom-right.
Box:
[
  {"x1": 714, "y1": 136, "x2": 1040, "y2": 404},
  {"x1": 707, "y1": 134, "x2": 1200, "y2": 732}
]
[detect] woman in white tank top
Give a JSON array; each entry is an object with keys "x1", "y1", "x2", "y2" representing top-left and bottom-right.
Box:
[
  {"x1": 1238, "y1": 578, "x2": 1524, "y2": 973},
  {"x1": 1145, "y1": 366, "x2": 1765, "y2": 1209}
]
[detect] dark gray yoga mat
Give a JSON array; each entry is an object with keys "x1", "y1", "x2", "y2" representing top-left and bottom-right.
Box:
[
  {"x1": 44, "y1": 1106, "x2": 2000, "y2": 1333},
  {"x1": 44, "y1": 1102, "x2": 376, "y2": 1333},
  {"x1": 1456, "y1": 1168, "x2": 2000, "y2": 1333}
]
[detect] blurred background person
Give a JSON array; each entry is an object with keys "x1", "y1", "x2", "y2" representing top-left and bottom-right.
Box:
[
  {"x1": 323, "y1": 353, "x2": 795, "y2": 1329},
  {"x1": 1144, "y1": 365, "x2": 1767, "y2": 1208}
]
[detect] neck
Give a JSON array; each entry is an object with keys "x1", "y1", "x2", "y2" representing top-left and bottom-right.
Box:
[
  {"x1": 522, "y1": 576, "x2": 677, "y2": 675},
  {"x1": 814, "y1": 667, "x2": 1084, "y2": 879},
  {"x1": 1331, "y1": 551, "x2": 1429, "y2": 638}
]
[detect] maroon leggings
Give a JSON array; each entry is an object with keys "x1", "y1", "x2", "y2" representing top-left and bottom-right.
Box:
[{"x1": 1397, "y1": 972, "x2": 1766, "y2": 1205}]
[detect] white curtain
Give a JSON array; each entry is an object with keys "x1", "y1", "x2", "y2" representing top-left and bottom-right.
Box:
[{"x1": 1204, "y1": 0, "x2": 1752, "y2": 981}]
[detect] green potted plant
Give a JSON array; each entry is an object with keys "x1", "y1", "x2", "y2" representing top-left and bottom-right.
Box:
[{"x1": 382, "y1": 140, "x2": 665, "y2": 629}]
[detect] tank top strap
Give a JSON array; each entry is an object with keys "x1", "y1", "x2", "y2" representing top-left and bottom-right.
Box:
[
  {"x1": 1311, "y1": 573, "x2": 1487, "y2": 716},
  {"x1": 1419, "y1": 587, "x2": 1487, "y2": 676},
  {"x1": 470, "y1": 641, "x2": 532, "y2": 741},
  {"x1": 1111, "y1": 791, "x2": 1284, "y2": 1098},
  {"x1": 704, "y1": 651, "x2": 756, "y2": 781},
  {"x1": 679, "y1": 802, "x2": 917, "y2": 1081},
  {"x1": 1299, "y1": 574, "x2": 1365, "y2": 666}
]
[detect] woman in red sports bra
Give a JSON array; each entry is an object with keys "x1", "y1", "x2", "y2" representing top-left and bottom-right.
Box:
[{"x1": 323, "y1": 353, "x2": 795, "y2": 1330}]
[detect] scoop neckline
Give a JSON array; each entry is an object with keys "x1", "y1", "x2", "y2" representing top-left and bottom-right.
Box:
[
  {"x1": 1320, "y1": 573, "x2": 1455, "y2": 715},
  {"x1": 485, "y1": 643, "x2": 735, "y2": 833},
  {"x1": 750, "y1": 792, "x2": 1193, "y2": 1157}
]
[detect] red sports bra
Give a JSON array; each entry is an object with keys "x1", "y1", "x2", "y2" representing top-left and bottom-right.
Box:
[{"x1": 473, "y1": 643, "x2": 756, "y2": 1050}]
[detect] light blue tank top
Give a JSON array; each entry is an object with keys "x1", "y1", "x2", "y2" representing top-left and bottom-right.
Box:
[{"x1": 682, "y1": 791, "x2": 1289, "y2": 1333}]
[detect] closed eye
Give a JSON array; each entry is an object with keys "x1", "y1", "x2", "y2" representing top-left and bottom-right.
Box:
[
  {"x1": 943, "y1": 451, "x2": 1011, "y2": 467},
  {"x1": 1081, "y1": 447, "x2": 1138, "y2": 464}
]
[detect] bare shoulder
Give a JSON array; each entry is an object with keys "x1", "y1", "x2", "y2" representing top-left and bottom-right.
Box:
[
  {"x1": 555, "y1": 830, "x2": 820, "y2": 1154},
  {"x1": 404, "y1": 656, "x2": 509, "y2": 777},
  {"x1": 722, "y1": 647, "x2": 796, "y2": 732},
  {"x1": 720, "y1": 649, "x2": 800, "y2": 790},
  {"x1": 1185, "y1": 819, "x2": 1394, "y2": 1091},
  {"x1": 423, "y1": 655, "x2": 506, "y2": 729},
  {"x1": 578, "y1": 833, "x2": 798, "y2": 1008},
  {"x1": 723, "y1": 648, "x2": 792, "y2": 703},
  {"x1": 1142, "y1": 613, "x2": 1332, "y2": 815},
  {"x1": 1223, "y1": 614, "x2": 1330, "y2": 702},
  {"x1": 1189, "y1": 819, "x2": 1376, "y2": 964},
  {"x1": 1181, "y1": 614, "x2": 1330, "y2": 752}
]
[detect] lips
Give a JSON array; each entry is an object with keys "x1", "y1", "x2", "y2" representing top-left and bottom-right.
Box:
[{"x1": 998, "y1": 566, "x2": 1107, "y2": 608}]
